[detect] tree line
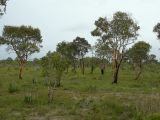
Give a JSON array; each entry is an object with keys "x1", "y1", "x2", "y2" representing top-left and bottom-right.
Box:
[{"x1": 0, "y1": 11, "x2": 160, "y2": 85}]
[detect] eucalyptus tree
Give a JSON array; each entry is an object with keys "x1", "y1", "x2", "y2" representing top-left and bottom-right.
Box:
[
  {"x1": 73, "y1": 37, "x2": 91, "y2": 74},
  {"x1": 2, "y1": 25, "x2": 42, "y2": 79},
  {"x1": 0, "y1": 0, "x2": 8, "y2": 45},
  {"x1": 147, "y1": 54, "x2": 158, "y2": 64},
  {"x1": 56, "y1": 41, "x2": 78, "y2": 73},
  {"x1": 89, "y1": 45, "x2": 96, "y2": 74},
  {"x1": 91, "y1": 11, "x2": 139, "y2": 83},
  {"x1": 56, "y1": 41, "x2": 73, "y2": 72},
  {"x1": 153, "y1": 23, "x2": 160, "y2": 40},
  {"x1": 95, "y1": 39, "x2": 112, "y2": 75},
  {"x1": 127, "y1": 41, "x2": 151, "y2": 80},
  {"x1": 0, "y1": 0, "x2": 8, "y2": 16},
  {"x1": 95, "y1": 39, "x2": 112, "y2": 64}
]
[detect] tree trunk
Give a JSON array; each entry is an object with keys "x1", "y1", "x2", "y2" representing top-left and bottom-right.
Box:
[
  {"x1": 134, "y1": 64, "x2": 142, "y2": 80},
  {"x1": 91, "y1": 65, "x2": 94, "y2": 74},
  {"x1": 72, "y1": 59, "x2": 76, "y2": 73},
  {"x1": 19, "y1": 64, "x2": 24, "y2": 79},
  {"x1": 112, "y1": 58, "x2": 117, "y2": 83},
  {"x1": 66, "y1": 66, "x2": 69, "y2": 73},
  {"x1": 55, "y1": 72, "x2": 62, "y2": 87},
  {"x1": 82, "y1": 57, "x2": 85, "y2": 75},
  {"x1": 112, "y1": 67, "x2": 119, "y2": 84},
  {"x1": 112, "y1": 55, "x2": 123, "y2": 84},
  {"x1": 90, "y1": 56, "x2": 94, "y2": 74},
  {"x1": 135, "y1": 70, "x2": 142, "y2": 80}
]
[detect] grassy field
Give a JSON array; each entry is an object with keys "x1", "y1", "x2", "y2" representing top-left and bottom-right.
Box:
[{"x1": 0, "y1": 64, "x2": 160, "y2": 120}]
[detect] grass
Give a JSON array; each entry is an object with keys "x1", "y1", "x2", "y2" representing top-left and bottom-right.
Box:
[{"x1": 0, "y1": 63, "x2": 160, "y2": 120}]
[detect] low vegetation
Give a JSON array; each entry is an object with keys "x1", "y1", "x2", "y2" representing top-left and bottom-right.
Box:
[{"x1": 0, "y1": 63, "x2": 160, "y2": 120}]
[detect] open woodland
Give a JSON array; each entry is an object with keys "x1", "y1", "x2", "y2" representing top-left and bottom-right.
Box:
[{"x1": 1, "y1": 0, "x2": 160, "y2": 120}]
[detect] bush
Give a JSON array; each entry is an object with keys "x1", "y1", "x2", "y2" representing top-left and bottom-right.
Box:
[
  {"x1": 24, "y1": 94, "x2": 34, "y2": 104},
  {"x1": 8, "y1": 82, "x2": 19, "y2": 93}
]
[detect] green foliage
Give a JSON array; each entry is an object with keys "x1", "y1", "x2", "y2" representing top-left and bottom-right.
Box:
[
  {"x1": 126, "y1": 41, "x2": 151, "y2": 79},
  {"x1": 91, "y1": 11, "x2": 140, "y2": 83},
  {"x1": 0, "y1": 65, "x2": 160, "y2": 119},
  {"x1": 145, "y1": 113, "x2": 160, "y2": 120},
  {"x1": 8, "y1": 82, "x2": 19, "y2": 93},
  {"x1": 56, "y1": 41, "x2": 72, "y2": 59},
  {"x1": 128, "y1": 41, "x2": 151, "y2": 64},
  {"x1": 153, "y1": 23, "x2": 160, "y2": 40},
  {"x1": 84, "y1": 85, "x2": 97, "y2": 93},
  {"x1": 0, "y1": 0, "x2": 8, "y2": 16},
  {"x1": 41, "y1": 55, "x2": 51, "y2": 77},
  {"x1": 41, "y1": 52, "x2": 67, "y2": 87},
  {"x1": 24, "y1": 94, "x2": 34, "y2": 104},
  {"x1": 91, "y1": 12, "x2": 139, "y2": 48},
  {"x1": 73, "y1": 36, "x2": 91, "y2": 58},
  {"x1": 2, "y1": 25, "x2": 42, "y2": 79},
  {"x1": 3, "y1": 25, "x2": 42, "y2": 57},
  {"x1": 95, "y1": 39, "x2": 112, "y2": 61}
]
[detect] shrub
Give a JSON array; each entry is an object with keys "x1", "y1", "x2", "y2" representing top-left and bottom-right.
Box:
[
  {"x1": 24, "y1": 93, "x2": 35, "y2": 104},
  {"x1": 8, "y1": 82, "x2": 19, "y2": 93}
]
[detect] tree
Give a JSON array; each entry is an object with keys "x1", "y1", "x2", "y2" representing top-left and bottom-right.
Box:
[
  {"x1": 2, "y1": 25, "x2": 42, "y2": 79},
  {"x1": 127, "y1": 41, "x2": 151, "y2": 80},
  {"x1": 147, "y1": 54, "x2": 158, "y2": 64},
  {"x1": 91, "y1": 11, "x2": 139, "y2": 83},
  {"x1": 56, "y1": 41, "x2": 78, "y2": 73},
  {"x1": 0, "y1": 0, "x2": 8, "y2": 45},
  {"x1": 73, "y1": 37, "x2": 91, "y2": 74},
  {"x1": 153, "y1": 23, "x2": 160, "y2": 40},
  {"x1": 0, "y1": 0, "x2": 8, "y2": 16},
  {"x1": 89, "y1": 46, "x2": 96, "y2": 74},
  {"x1": 95, "y1": 40, "x2": 112, "y2": 75},
  {"x1": 41, "y1": 52, "x2": 67, "y2": 87},
  {"x1": 56, "y1": 41, "x2": 72, "y2": 72},
  {"x1": 95, "y1": 39, "x2": 112, "y2": 62}
]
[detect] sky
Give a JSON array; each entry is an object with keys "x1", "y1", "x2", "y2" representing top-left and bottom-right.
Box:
[{"x1": 0, "y1": 0, "x2": 160, "y2": 60}]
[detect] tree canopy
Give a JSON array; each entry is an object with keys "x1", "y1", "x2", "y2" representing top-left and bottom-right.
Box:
[
  {"x1": 91, "y1": 11, "x2": 140, "y2": 83},
  {"x1": 2, "y1": 25, "x2": 42, "y2": 79},
  {"x1": 0, "y1": 0, "x2": 8, "y2": 15},
  {"x1": 127, "y1": 41, "x2": 151, "y2": 80},
  {"x1": 73, "y1": 37, "x2": 91, "y2": 58}
]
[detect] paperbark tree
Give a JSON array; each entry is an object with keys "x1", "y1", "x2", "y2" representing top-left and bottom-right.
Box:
[
  {"x1": 2, "y1": 25, "x2": 42, "y2": 79},
  {"x1": 91, "y1": 11, "x2": 139, "y2": 83}
]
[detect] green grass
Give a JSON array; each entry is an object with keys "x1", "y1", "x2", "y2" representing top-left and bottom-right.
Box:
[{"x1": 0, "y1": 64, "x2": 160, "y2": 120}]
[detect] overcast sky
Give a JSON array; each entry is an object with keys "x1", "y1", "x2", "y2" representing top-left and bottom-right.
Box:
[{"x1": 0, "y1": 0, "x2": 160, "y2": 60}]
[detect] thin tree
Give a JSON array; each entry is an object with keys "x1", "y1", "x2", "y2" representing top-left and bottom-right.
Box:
[
  {"x1": 73, "y1": 37, "x2": 91, "y2": 75},
  {"x1": 127, "y1": 41, "x2": 151, "y2": 80},
  {"x1": 95, "y1": 39, "x2": 112, "y2": 75},
  {"x1": 56, "y1": 41, "x2": 72, "y2": 73},
  {"x1": 91, "y1": 11, "x2": 139, "y2": 83},
  {"x1": 56, "y1": 41, "x2": 78, "y2": 73},
  {"x1": 2, "y1": 25, "x2": 42, "y2": 79},
  {"x1": 41, "y1": 52, "x2": 67, "y2": 87}
]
